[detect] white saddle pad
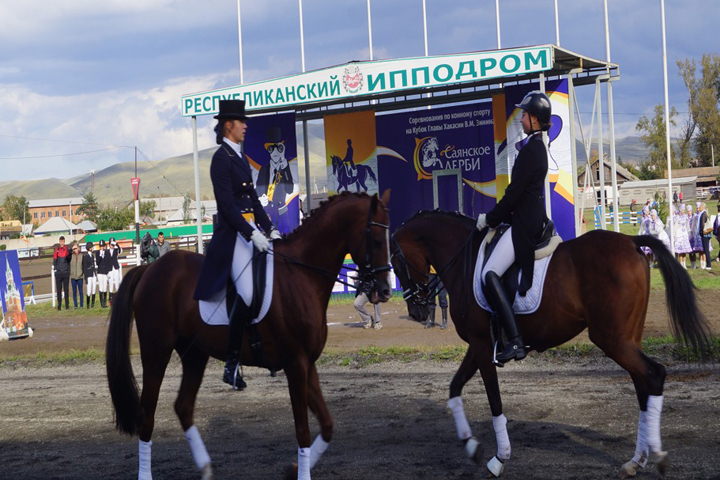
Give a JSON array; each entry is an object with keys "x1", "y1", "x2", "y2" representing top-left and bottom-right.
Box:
[
  {"x1": 473, "y1": 234, "x2": 552, "y2": 315},
  {"x1": 198, "y1": 232, "x2": 274, "y2": 326}
]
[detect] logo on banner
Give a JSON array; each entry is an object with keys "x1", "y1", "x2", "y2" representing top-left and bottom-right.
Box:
[
  {"x1": 342, "y1": 66, "x2": 364, "y2": 94},
  {"x1": 413, "y1": 136, "x2": 442, "y2": 180}
]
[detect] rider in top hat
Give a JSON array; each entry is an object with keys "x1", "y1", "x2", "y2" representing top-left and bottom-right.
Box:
[
  {"x1": 255, "y1": 125, "x2": 295, "y2": 226},
  {"x1": 83, "y1": 241, "x2": 98, "y2": 309},
  {"x1": 476, "y1": 90, "x2": 552, "y2": 364},
  {"x1": 193, "y1": 99, "x2": 281, "y2": 390}
]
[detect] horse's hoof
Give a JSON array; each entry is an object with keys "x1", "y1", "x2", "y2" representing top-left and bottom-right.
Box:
[
  {"x1": 650, "y1": 451, "x2": 669, "y2": 476},
  {"x1": 283, "y1": 463, "x2": 298, "y2": 480},
  {"x1": 464, "y1": 437, "x2": 483, "y2": 464},
  {"x1": 200, "y1": 463, "x2": 214, "y2": 480},
  {"x1": 486, "y1": 455, "x2": 504, "y2": 477},
  {"x1": 619, "y1": 460, "x2": 639, "y2": 479}
]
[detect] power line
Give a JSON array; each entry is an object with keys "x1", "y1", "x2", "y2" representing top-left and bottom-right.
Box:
[
  {"x1": 0, "y1": 147, "x2": 121, "y2": 160},
  {"x1": 0, "y1": 133, "x2": 132, "y2": 149},
  {"x1": 135, "y1": 148, "x2": 188, "y2": 198}
]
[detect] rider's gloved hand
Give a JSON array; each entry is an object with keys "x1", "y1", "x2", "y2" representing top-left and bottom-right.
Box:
[
  {"x1": 259, "y1": 194, "x2": 269, "y2": 207},
  {"x1": 250, "y1": 229, "x2": 270, "y2": 252},
  {"x1": 476, "y1": 213, "x2": 488, "y2": 231},
  {"x1": 269, "y1": 228, "x2": 282, "y2": 240}
]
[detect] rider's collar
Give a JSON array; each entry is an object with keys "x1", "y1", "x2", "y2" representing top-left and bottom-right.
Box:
[
  {"x1": 223, "y1": 137, "x2": 242, "y2": 156},
  {"x1": 514, "y1": 131, "x2": 543, "y2": 151}
]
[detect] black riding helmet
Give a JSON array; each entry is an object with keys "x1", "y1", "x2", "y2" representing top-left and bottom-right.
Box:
[
  {"x1": 515, "y1": 90, "x2": 552, "y2": 129},
  {"x1": 86, "y1": 241, "x2": 93, "y2": 250},
  {"x1": 98, "y1": 239, "x2": 106, "y2": 247}
]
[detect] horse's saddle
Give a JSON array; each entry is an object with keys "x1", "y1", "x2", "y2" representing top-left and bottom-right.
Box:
[
  {"x1": 198, "y1": 239, "x2": 274, "y2": 327},
  {"x1": 474, "y1": 221, "x2": 561, "y2": 315}
]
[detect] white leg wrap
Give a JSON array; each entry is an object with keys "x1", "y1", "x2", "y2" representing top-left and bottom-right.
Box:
[
  {"x1": 184, "y1": 425, "x2": 211, "y2": 470},
  {"x1": 645, "y1": 395, "x2": 664, "y2": 453},
  {"x1": 138, "y1": 440, "x2": 153, "y2": 480},
  {"x1": 487, "y1": 455, "x2": 505, "y2": 477},
  {"x1": 297, "y1": 447, "x2": 311, "y2": 480},
  {"x1": 492, "y1": 414, "x2": 511, "y2": 460},
  {"x1": 309, "y1": 435, "x2": 329, "y2": 470},
  {"x1": 447, "y1": 396, "x2": 472, "y2": 441},
  {"x1": 631, "y1": 410, "x2": 648, "y2": 468}
]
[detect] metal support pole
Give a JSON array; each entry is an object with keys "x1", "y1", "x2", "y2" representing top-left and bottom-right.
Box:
[
  {"x1": 604, "y1": 1, "x2": 619, "y2": 232},
  {"x1": 567, "y1": 74, "x2": 580, "y2": 237},
  {"x1": 237, "y1": 0, "x2": 244, "y2": 84},
  {"x1": 596, "y1": 79, "x2": 606, "y2": 230},
  {"x1": 303, "y1": 120, "x2": 312, "y2": 212},
  {"x1": 192, "y1": 116, "x2": 204, "y2": 255},
  {"x1": 539, "y1": 74, "x2": 552, "y2": 220},
  {"x1": 495, "y1": 0, "x2": 501, "y2": 49},
  {"x1": 661, "y1": 0, "x2": 674, "y2": 254}
]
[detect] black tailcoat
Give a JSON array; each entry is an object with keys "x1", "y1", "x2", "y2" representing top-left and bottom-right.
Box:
[
  {"x1": 194, "y1": 143, "x2": 273, "y2": 300},
  {"x1": 486, "y1": 133, "x2": 549, "y2": 295}
]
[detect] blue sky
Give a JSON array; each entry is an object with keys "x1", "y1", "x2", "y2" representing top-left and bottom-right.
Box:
[{"x1": 1, "y1": 0, "x2": 717, "y2": 181}]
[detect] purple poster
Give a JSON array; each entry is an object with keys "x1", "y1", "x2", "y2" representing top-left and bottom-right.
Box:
[
  {"x1": 1, "y1": 250, "x2": 30, "y2": 340},
  {"x1": 377, "y1": 103, "x2": 496, "y2": 231},
  {"x1": 244, "y1": 112, "x2": 301, "y2": 234}
]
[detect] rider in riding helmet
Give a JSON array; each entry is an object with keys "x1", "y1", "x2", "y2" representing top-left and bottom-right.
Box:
[
  {"x1": 476, "y1": 90, "x2": 552, "y2": 364},
  {"x1": 193, "y1": 99, "x2": 281, "y2": 391}
]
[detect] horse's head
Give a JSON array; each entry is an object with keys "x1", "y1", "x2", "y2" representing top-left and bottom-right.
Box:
[
  {"x1": 391, "y1": 232, "x2": 434, "y2": 321},
  {"x1": 349, "y1": 190, "x2": 393, "y2": 303},
  {"x1": 331, "y1": 155, "x2": 341, "y2": 175}
]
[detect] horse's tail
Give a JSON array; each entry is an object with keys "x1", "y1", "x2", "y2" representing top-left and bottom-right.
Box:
[
  {"x1": 632, "y1": 235, "x2": 713, "y2": 355},
  {"x1": 366, "y1": 165, "x2": 378, "y2": 184},
  {"x1": 106, "y1": 264, "x2": 149, "y2": 436}
]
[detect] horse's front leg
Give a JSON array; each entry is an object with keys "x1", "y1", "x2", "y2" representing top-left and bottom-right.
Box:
[
  {"x1": 306, "y1": 362, "x2": 332, "y2": 469},
  {"x1": 448, "y1": 348, "x2": 483, "y2": 462},
  {"x1": 284, "y1": 357, "x2": 313, "y2": 480}
]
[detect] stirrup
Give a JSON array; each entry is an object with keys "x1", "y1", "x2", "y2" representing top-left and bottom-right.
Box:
[{"x1": 222, "y1": 363, "x2": 247, "y2": 391}]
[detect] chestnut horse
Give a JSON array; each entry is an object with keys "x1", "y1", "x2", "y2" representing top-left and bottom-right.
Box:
[
  {"x1": 106, "y1": 191, "x2": 392, "y2": 480},
  {"x1": 391, "y1": 210, "x2": 711, "y2": 478}
]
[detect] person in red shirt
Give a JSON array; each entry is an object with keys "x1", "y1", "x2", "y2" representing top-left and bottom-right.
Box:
[{"x1": 53, "y1": 236, "x2": 72, "y2": 310}]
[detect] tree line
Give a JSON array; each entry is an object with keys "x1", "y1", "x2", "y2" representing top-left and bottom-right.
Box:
[{"x1": 631, "y1": 53, "x2": 720, "y2": 180}]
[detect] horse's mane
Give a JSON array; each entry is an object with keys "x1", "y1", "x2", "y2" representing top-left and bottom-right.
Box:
[
  {"x1": 396, "y1": 209, "x2": 476, "y2": 233},
  {"x1": 282, "y1": 191, "x2": 374, "y2": 242}
]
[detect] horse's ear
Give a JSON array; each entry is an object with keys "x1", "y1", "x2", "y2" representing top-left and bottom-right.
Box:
[{"x1": 380, "y1": 189, "x2": 391, "y2": 207}]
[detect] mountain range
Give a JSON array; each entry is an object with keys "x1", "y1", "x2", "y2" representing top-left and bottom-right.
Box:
[{"x1": 0, "y1": 128, "x2": 651, "y2": 207}]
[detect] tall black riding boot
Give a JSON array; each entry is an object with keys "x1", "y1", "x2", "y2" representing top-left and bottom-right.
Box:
[
  {"x1": 101, "y1": 292, "x2": 108, "y2": 309},
  {"x1": 222, "y1": 296, "x2": 247, "y2": 391},
  {"x1": 91, "y1": 293, "x2": 96, "y2": 308},
  {"x1": 440, "y1": 307, "x2": 448, "y2": 329},
  {"x1": 424, "y1": 306, "x2": 436, "y2": 329},
  {"x1": 86, "y1": 296, "x2": 90, "y2": 309},
  {"x1": 485, "y1": 271, "x2": 526, "y2": 363},
  {"x1": 109, "y1": 292, "x2": 114, "y2": 307}
]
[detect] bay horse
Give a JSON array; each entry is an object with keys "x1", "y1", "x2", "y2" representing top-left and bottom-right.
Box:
[
  {"x1": 330, "y1": 154, "x2": 377, "y2": 192},
  {"x1": 391, "y1": 210, "x2": 712, "y2": 478},
  {"x1": 106, "y1": 191, "x2": 392, "y2": 480}
]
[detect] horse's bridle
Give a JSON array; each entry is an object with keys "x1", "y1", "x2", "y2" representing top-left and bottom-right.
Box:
[
  {"x1": 390, "y1": 228, "x2": 475, "y2": 307},
  {"x1": 354, "y1": 197, "x2": 392, "y2": 296}
]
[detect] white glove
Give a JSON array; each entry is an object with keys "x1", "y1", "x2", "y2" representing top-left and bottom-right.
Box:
[
  {"x1": 250, "y1": 229, "x2": 270, "y2": 252},
  {"x1": 259, "y1": 194, "x2": 269, "y2": 207},
  {"x1": 269, "y1": 228, "x2": 282, "y2": 240},
  {"x1": 476, "y1": 213, "x2": 488, "y2": 231}
]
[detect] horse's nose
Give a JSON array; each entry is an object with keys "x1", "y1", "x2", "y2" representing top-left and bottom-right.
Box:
[{"x1": 380, "y1": 287, "x2": 392, "y2": 302}]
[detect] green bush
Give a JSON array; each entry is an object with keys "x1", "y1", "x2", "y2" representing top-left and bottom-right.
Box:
[{"x1": 0, "y1": 245, "x2": 6, "y2": 251}]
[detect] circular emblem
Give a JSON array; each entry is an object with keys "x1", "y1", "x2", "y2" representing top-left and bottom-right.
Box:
[{"x1": 342, "y1": 66, "x2": 364, "y2": 94}]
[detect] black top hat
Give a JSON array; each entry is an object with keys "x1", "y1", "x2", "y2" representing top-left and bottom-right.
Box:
[
  {"x1": 265, "y1": 126, "x2": 283, "y2": 143},
  {"x1": 214, "y1": 100, "x2": 249, "y2": 121}
]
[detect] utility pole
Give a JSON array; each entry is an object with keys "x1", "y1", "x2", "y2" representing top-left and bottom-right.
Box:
[{"x1": 133, "y1": 146, "x2": 141, "y2": 265}]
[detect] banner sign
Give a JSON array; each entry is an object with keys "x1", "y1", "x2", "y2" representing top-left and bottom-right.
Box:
[
  {"x1": 131, "y1": 177, "x2": 140, "y2": 201},
  {"x1": 1, "y1": 251, "x2": 31, "y2": 340},
  {"x1": 505, "y1": 80, "x2": 575, "y2": 240},
  {"x1": 243, "y1": 112, "x2": 301, "y2": 234},
  {"x1": 377, "y1": 103, "x2": 496, "y2": 230},
  {"x1": 182, "y1": 46, "x2": 552, "y2": 117},
  {"x1": 324, "y1": 111, "x2": 379, "y2": 196}
]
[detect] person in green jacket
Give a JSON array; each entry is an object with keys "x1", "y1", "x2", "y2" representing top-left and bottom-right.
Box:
[
  {"x1": 141, "y1": 232, "x2": 160, "y2": 264},
  {"x1": 69, "y1": 243, "x2": 84, "y2": 309}
]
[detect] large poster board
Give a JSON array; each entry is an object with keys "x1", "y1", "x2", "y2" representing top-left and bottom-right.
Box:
[
  {"x1": 244, "y1": 112, "x2": 301, "y2": 234},
  {"x1": 324, "y1": 110, "x2": 379, "y2": 196},
  {"x1": 1, "y1": 251, "x2": 31, "y2": 340},
  {"x1": 376, "y1": 103, "x2": 496, "y2": 230}
]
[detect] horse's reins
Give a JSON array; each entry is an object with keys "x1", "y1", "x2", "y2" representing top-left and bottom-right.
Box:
[{"x1": 391, "y1": 227, "x2": 476, "y2": 320}]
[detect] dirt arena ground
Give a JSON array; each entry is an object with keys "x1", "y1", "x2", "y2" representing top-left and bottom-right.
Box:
[{"x1": 1, "y1": 292, "x2": 719, "y2": 479}]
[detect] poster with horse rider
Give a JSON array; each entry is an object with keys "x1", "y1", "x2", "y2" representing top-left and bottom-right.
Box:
[
  {"x1": 376, "y1": 102, "x2": 497, "y2": 231},
  {"x1": 324, "y1": 110, "x2": 379, "y2": 196},
  {"x1": 244, "y1": 112, "x2": 301, "y2": 234},
  {"x1": 0, "y1": 250, "x2": 31, "y2": 341}
]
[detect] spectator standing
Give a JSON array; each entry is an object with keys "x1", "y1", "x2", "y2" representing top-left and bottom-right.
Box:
[
  {"x1": 690, "y1": 203, "x2": 703, "y2": 268},
  {"x1": 672, "y1": 204, "x2": 692, "y2": 269},
  {"x1": 424, "y1": 266, "x2": 449, "y2": 330},
  {"x1": 53, "y1": 236, "x2": 72, "y2": 311},
  {"x1": 354, "y1": 276, "x2": 382, "y2": 330},
  {"x1": 83, "y1": 241, "x2": 98, "y2": 308},
  {"x1": 95, "y1": 239, "x2": 110, "y2": 308},
  {"x1": 141, "y1": 232, "x2": 160, "y2": 264},
  {"x1": 107, "y1": 237, "x2": 122, "y2": 305},
  {"x1": 156, "y1": 232, "x2": 171, "y2": 257},
  {"x1": 69, "y1": 243, "x2": 84, "y2": 309},
  {"x1": 698, "y1": 202, "x2": 713, "y2": 271}
]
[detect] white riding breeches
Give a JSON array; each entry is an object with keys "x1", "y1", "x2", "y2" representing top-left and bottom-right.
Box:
[
  {"x1": 481, "y1": 227, "x2": 516, "y2": 284},
  {"x1": 97, "y1": 274, "x2": 108, "y2": 292},
  {"x1": 86, "y1": 275, "x2": 97, "y2": 295},
  {"x1": 108, "y1": 268, "x2": 120, "y2": 292}
]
